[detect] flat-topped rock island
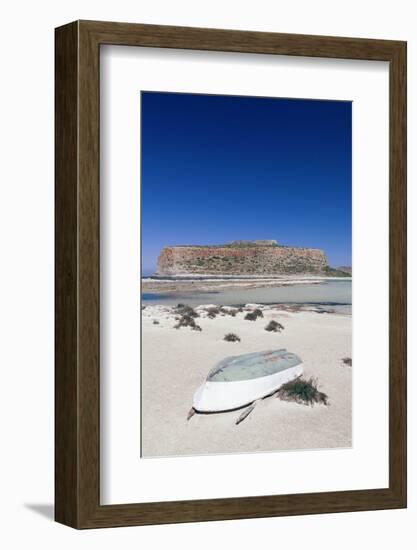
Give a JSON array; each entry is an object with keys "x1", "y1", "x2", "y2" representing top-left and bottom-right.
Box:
[
  {"x1": 156, "y1": 239, "x2": 329, "y2": 276},
  {"x1": 143, "y1": 240, "x2": 351, "y2": 297}
]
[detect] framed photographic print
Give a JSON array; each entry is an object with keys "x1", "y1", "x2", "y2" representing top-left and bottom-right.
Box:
[{"x1": 55, "y1": 20, "x2": 406, "y2": 528}]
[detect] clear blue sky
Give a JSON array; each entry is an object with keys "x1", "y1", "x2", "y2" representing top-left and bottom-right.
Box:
[{"x1": 141, "y1": 92, "x2": 352, "y2": 275}]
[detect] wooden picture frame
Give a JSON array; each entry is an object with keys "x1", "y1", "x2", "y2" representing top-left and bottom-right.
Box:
[{"x1": 55, "y1": 20, "x2": 407, "y2": 529}]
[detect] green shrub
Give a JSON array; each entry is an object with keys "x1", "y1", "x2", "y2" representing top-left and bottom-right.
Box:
[
  {"x1": 277, "y1": 377, "x2": 328, "y2": 406},
  {"x1": 342, "y1": 357, "x2": 352, "y2": 367}
]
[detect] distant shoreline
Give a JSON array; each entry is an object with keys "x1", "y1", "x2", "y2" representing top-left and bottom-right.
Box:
[{"x1": 142, "y1": 275, "x2": 352, "y2": 295}]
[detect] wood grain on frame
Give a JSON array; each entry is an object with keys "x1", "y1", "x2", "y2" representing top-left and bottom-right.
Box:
[{"x1": 55, "y1": 20, "x2": 407, "y2": 528}]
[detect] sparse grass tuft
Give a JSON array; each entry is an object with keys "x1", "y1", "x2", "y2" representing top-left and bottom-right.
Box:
[
  {"x1": 276, "y1": 377, "x2": 328, "y2": 406},
  {"x1": 265, "y1": 320, "x2": 284, "y2": 332},
  {"x1": 224, "y1": 333, "x2": 241, "y2": 342}
]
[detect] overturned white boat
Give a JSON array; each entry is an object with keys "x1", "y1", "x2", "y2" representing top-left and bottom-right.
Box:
[{"x1": 192, "y1": 349, "x2": 303, "y2": 417}]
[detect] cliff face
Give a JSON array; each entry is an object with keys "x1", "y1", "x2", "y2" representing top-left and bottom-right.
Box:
[{"x1": 156, "y1": 241, "x2": 328, "y2": 276}]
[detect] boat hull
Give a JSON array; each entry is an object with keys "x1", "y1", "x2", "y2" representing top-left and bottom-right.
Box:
[{"x1": 193, "y1": 362, "x2": 303, "y2": 412}]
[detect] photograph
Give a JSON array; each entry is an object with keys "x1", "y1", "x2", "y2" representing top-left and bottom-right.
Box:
[{"x1": 141, "y1": 91, "x2": 352, "y2": 458}]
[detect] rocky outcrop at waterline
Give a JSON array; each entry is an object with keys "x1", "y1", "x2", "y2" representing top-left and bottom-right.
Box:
[{"x1": 156, "y1": 240, "x2": 328, "y2": 276}]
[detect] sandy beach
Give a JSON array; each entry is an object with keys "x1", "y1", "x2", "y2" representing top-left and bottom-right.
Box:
[{"x1": 141, "y1": 303, "x2": 352, "y2": 458}]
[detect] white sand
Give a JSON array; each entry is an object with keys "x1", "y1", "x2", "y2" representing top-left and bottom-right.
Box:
[{"x1": 141, "y1": 305, "x2": 352, "y2": 458}]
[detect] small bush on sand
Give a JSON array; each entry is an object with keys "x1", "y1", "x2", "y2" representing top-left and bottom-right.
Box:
[
  {"x1": 176, "y1": 304, "x2": 199, "y2": 318},
  {"x1": 342, "y1": 357, "x2": 352, "y2": 367},
  {"x1": 224, "y1": 333, "x2": 241, "y2": 342},
  {"x1": 153, "y1": 320, "x2": 159, "y2": 325},
  {"x1": 174, "y1": 314, "x2": 202, "y2": 331},
  {"x1": 276, "y1": 377, "x2": 328, "y2": 407},
  {"x1": 253, "y1": 308, "x2": 264, "y2": 318},
  {"x1": 265, "y1": 320, "x2": 284, "y2": 332},
  {"x1": 174, "y1": 314, "x2": 197, "y2": 329},
  {"x1": 206, "y1": 306, "x2": 220, "y2": 319},
  {"x1": 219, "y1": 307, "x2": 237, "y2": 317},
  {"x1": 244, "y1": 312, "x2": 258, "y2": 321}
]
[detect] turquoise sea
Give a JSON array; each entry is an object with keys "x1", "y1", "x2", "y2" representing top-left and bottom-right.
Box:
[{"x1": 142, "y1": 279, "x2": 352, "y2": 314}]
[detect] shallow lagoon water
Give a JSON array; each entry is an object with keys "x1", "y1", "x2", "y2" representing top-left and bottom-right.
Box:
[{"x1": 142, "y1": 280, "x2": 351, "y2": 313}]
